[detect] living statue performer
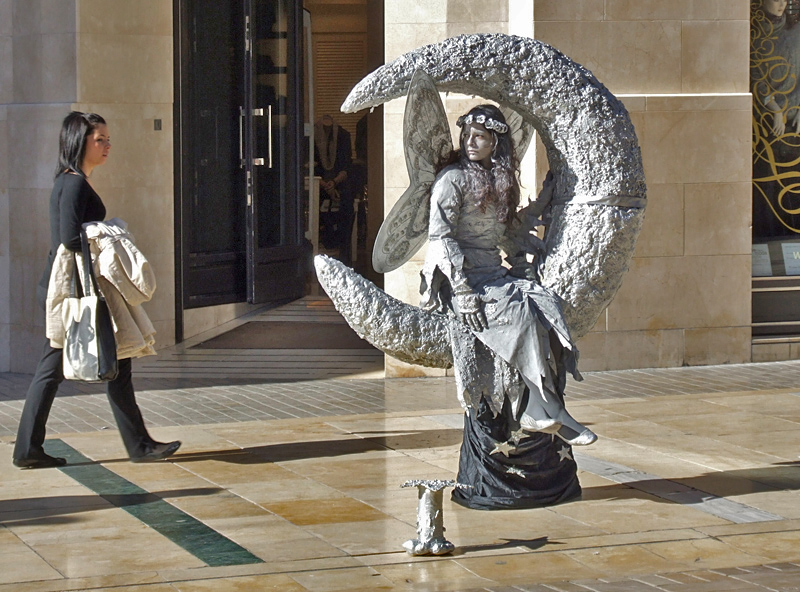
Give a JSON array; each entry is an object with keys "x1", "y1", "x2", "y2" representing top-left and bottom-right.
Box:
[
  {"x1": 314, "y1": 34, "x2": 647, "y2": 510},
  {"x1": 422, "y1": 103, "x2": 594, "y2": 445}
]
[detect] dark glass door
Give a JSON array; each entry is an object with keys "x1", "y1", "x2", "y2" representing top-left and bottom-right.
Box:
[
  {"x1": 177, "y1": 0, "x2": 306, "y2": 312},
  {"x1": 180, "y1": 0, "x2": 247, "y2": 308},
  {"x1": 244, "y1": 0, "x2": 307, "y2": 302}
]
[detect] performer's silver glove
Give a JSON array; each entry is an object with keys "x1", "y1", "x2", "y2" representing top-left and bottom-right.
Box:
[{"x1": 456, "y1": 291, "x2": 489, "y2": 332}]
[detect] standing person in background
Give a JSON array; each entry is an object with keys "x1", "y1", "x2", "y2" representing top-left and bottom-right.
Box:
[
  {"x1": 351, "y1": 114, "x2": 369, "y2": 249},
  {"x1": 13, "y1": 111, "x2": 181, "y2": 469},
  {"x1": 314, "y1": 114, "x2": 354, "y2": 265}
]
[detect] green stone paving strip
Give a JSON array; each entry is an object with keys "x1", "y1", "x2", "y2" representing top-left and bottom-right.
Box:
[{"x1": 45, "y1": 439, "x2": 263, "y2": 567}]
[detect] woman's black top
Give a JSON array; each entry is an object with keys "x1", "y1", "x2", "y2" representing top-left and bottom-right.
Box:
[{"x1": 36, "y1": 173, "x2": 106, "y2": 307}]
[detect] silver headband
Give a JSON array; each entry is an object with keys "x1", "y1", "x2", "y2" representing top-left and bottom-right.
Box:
[{"x1": 456, "y1": 113, "x2": 509, "y2": 134}]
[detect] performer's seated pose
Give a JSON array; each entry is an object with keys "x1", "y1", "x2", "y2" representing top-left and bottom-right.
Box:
[
  {"x1": 420, "y1": 104, "x2": 596, "y2": 447},
  {"x1": 317, "y1": 34, "x2": 647, "y2": 510}
]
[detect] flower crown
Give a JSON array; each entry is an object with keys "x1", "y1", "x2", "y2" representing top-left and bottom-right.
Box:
[{"x1": 456, "y1": 113, "x2": 509, "y2": 134}]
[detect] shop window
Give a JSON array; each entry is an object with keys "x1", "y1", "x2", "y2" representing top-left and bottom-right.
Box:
[
  {"x1": 751, "y1": 0, "x2": 800, "y2": 276},
  {"x1": 750, "y1": 0, "x2": 800, "y2": 337}
]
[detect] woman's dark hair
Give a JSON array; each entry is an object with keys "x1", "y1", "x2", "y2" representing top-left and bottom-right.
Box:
[
  {"x1": 456, "y1": 104, "x2": 520, "y2": 225},
  {"x1": 54, "y1": 111, "x2": 106, "y2": 179}
]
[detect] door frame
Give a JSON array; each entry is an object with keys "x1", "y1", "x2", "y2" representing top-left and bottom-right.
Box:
[{"x1": 173, "y1": 0, "x2": 185, "y2": 342}]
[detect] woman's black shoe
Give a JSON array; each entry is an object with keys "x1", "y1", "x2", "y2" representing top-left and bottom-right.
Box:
[
  {"x1": 13, "y1": 454, "x2": 67, "y2": 469},
  {"x1": 130, "y1": 440, "x2": 181, "y2": 463}
]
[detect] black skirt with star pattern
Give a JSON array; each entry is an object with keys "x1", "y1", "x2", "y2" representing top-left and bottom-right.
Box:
[{"x1": 452, "y1": 394, "x2": 581, "y2": 510}]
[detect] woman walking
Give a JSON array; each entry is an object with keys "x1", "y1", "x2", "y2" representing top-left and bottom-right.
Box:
[{"x1": 13, "y1": 111, "x2": 180, "y2": 468}]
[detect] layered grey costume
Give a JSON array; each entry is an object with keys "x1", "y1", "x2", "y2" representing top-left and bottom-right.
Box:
[{"x1": 420, "y1": 165, "x2": 581, "y2": 422}]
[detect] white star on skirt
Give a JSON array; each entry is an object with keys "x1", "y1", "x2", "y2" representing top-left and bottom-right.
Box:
[{"x1": 490, "y1": 440, "x2": 516, "y2": 457}]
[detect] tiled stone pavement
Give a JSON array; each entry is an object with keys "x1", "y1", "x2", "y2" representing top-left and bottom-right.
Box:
[
  {"x1": 1, "y1": 358, "x2": 799, "y2": 591},
  {"x1": 2, "y1": 359, "x2": 800, "y2": 437}
]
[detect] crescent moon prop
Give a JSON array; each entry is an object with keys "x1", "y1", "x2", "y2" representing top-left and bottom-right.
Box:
[{"x1": 342, "y1": 34, "x2": 646, "y2": 339}]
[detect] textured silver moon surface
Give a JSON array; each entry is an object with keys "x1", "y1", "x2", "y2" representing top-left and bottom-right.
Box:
[
  {"x1": 341, "y1": 34, "x2": 646, "y2": 339},
  {"x1": 314, "y1": 255, "x2": 454, "y2": 368}
]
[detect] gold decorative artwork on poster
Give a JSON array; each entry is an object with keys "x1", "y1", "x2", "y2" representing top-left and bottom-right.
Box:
[
  {"x1": 750, "y1": 0, "x2": 800, "y2": 275},
  {"x1": 752, "y1": 0, "x2": 800, "y2": 275}
]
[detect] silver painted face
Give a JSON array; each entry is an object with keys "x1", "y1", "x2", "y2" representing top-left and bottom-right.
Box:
[{"x1": 462, "y1": 123, "x2": 494, "y2": 167}]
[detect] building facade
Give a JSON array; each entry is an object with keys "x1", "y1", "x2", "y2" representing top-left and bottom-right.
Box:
[{"x1": 1, "y1": 0, "x2": 796, "y2": 375}]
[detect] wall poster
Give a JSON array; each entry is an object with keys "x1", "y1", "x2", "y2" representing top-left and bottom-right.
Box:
[{"x1": 751, "y1": 0, "x2": 800, "y2": 276}]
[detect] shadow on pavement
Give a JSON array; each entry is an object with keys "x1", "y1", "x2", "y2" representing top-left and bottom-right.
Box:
[
  {"x1": 157, "y1": 429, "x2": 465, "y2": 465},
  {"x1": 0, "y1": 487, "x2": 223, "y2": 527}
]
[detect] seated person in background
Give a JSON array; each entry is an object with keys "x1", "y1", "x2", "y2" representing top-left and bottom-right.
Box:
[
  {"x1": 314, "y1": 114, "x2": 354, "y2": 265},
  {"x1": 351, "y1": 114, "x2": 369, "y2": 247}
]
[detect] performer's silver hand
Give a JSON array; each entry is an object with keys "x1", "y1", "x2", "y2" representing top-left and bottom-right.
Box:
[
  {"x1": 457, "y1": 292, "x2": 489, "y2": 332},
  {"x1": 461, "y1": 310, "x2": 488, "y2": 332}
]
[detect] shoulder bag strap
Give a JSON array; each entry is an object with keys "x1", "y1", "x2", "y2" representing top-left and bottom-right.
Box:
[
  {"x1": 69, "y1": 251, "x2": 85, "y2": 299},
  {"x1": 80, "y1": 228, "x2": 102, "y2": 297}
]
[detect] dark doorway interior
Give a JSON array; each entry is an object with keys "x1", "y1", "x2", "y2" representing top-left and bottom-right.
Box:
[{"x1": 174, "y1": 0, "x2": 308, "y2": 338}]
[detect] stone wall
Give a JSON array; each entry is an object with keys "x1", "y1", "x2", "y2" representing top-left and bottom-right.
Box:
[
  {"x1": 0, "y1": 0, "x2": 175, "y2": 372},
  {"x1": 583, "y1": 93, "x2": 752, "y2": 370}
]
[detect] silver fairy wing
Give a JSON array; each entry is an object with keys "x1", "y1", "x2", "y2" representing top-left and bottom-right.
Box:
[
  {"x1": 371, "y1": 70, "x2": 453, "y2": 273},
  {"x1": 501, "y1": 106, "x2": 536, "y2": 161}
]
